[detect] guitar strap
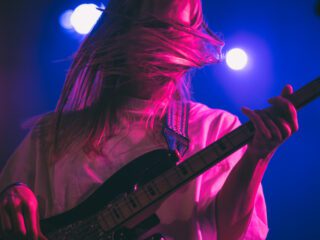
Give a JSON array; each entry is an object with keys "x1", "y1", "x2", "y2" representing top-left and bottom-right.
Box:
[
  {"x1": 162, "y1": 100, "x2": 190, "y2": 160},
  {"x1": 138, "y1": 101, "x2": 191, "y2": 240}
]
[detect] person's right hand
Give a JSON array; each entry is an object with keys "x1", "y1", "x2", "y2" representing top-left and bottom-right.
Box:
[{"x1": 0, "y1": 185, "x2": 47, "y2": 240}]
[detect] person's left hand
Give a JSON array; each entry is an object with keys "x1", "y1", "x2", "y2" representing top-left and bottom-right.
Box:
[{"x1": 241, "y1": 84, "x2": 299, "y2": 160}]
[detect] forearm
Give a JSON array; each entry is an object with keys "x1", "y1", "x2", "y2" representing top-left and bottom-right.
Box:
[{"x1": 216, "y1": 148, "x2": 274, "y2": 240}]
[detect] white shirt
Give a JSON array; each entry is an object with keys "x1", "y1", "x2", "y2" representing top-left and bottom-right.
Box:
[{"x1": 0, "y1": 98, "x2": 268, "y2": 239}]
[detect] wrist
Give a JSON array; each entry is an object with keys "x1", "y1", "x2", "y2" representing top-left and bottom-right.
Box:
[{"x1": 245, "y1": 146, "x2": 276, "y2": 163}]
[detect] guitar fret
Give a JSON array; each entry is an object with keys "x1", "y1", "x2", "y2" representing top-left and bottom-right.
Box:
[
  {"x1": 197, "y1": 147, "x2": 220, "y2": 168},
  {"x1": 187, "y1": 160, "x2": 196, "y2": 171},
  {"x1": 96, "y1": 214, "x2": 110, "y2": 232},
  {"x1": 98, "y1": 212, "x2": 111, "y2": 230},
  {"x1": 187, "y1": 155, "x2": 206, "y2": 173},
  {"x1": 143, "y1": 186, "x2": 153, "y2": 200},
  {"x1": 219, "y1": 138, "x2": 234, "y2": 153},
  {"x1": 208, "y1": 144, "x2": 222, "y2": 157},
  {"x1": 226, "y1": 128, "x2": 247, "y2": 146},
  {"x1": 178, "y1": 163, "x2": 191, "y2": 177},
  {"x1": 115, "y1": 199, "x2": 131, "y2": 219},
  {"x1": 150, "y1": 179, "x2": 161, "y2": 194},
  {"x1": 112, "y1": 204, "x2": 124, "y2": 220},
  {"x1": 128, "y1": 194, "x2": 140, "y2": 209},
  {"x1": 154, "y1": 175, "x2": 171, "y2": 193},
  {"x1": 134, "y1": 190, "x2": 149, "y2": 206},
  {"x1": 217, "y1": 139, "x2": 227, "y2": 150},
  {"x1": 203, "y1": 143, "x2": 219, "y2": 159},
  {"x1": 164, "y1": 168, "x2": 182, "y2": 186},
  {"x1": 112, "y1": 209, "x2": 120, "y2": 220},
  {"x1": 106, "y1": 206, "x2": 118, "y2": 225},
  {"x1": 124, "y1": 197, "x2": 134, "y2": 212},
  {"x1": 197, "y1": 150, "x2": 211, "y2": 165},
  {"x1": 101, "y1": 206, "x2": 118, "y2": 227},
  {"x1": 212, "y1": 141, "x2": 228, "y2": 155},
  {"x1": 146, "y1": 183, "x2": 157, "y2": 196}
]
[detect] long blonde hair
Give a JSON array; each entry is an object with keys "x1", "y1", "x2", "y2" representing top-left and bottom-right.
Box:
[{"x1": 48, "y1": 0, "x2": 224, "y2": 159}]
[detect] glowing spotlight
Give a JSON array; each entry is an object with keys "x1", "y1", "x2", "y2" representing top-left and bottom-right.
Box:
[
  {"x1": 226, "y1": 48, "x2": 248, "y2": 71},
  {"x1": 70, "y1": 4, "x2": 103, "y2": 35},
  {"x1": 60, "y1": 10, "x2": 74, "y2": 30}
]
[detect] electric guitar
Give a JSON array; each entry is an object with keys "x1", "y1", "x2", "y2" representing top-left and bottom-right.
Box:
[{"x1": 40, "y1": 78, "x2": 320, "y2": 240}]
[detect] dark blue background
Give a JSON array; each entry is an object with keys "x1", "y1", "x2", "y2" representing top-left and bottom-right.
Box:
[
  {"x1": 0, "y1": 0, "x2": 319, "y2": 239},
  {"x1": 201, "y1": 1, "x2": 320, "y2": 239}
]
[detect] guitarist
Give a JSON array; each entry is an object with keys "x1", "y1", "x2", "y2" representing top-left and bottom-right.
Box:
[{"x1": 0, "y1": 0, "x2": 298, "y2": 239}]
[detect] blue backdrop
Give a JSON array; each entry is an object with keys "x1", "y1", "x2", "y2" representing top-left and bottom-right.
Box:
[{"x1": 0, "y1": 0, "x2": 319, "y2": 239}]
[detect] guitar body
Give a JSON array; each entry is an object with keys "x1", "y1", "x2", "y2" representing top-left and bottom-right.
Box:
[{"x1": 41, "y1": 149, "x2": 176, "y2": 240}]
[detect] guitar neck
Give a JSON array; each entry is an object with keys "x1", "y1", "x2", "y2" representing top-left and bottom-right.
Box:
[
  {"x1": 173, "y1": 77, "x2": 320, "y2": 184},
  {"x1": 287, "y1": 78, "x2": 320, "y2": 110}
]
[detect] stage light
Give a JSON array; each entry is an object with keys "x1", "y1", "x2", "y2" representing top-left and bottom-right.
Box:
[
  {"x1": 226, "y1": 48, "x2": 248, "y2": 71},
  {"x1": 70, "y1": 4, "x2": 103, "y2": 35},
  {"x1": 60, "y1": 10, "x2": 74, "y2": 30}
]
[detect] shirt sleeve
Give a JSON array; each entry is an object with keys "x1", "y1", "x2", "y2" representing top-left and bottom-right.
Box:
[
  {"x1": 0, "y1": 125, "x2": 53, "y2": 218},
  {"x1": 196, "y1": 112, "x2": 269, "y2": 240},
  {"x1": 0, "y1": 131, "x2": 37, "y2": 191}
]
